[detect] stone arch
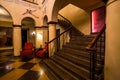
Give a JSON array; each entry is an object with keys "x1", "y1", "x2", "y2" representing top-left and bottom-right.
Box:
[
  {"x1": 21, "y1": 17, "x2": 35, "y2": 27},
  {"x1": 21, "y1": 17, "x2": 36, "y2": 47},
  {"x1": 0, "y1": 5, "x2": 13, "y2": 25},
  {"x1": 0, "y1": 5, "x2": 13, "y2": 47},
  {"x1": 51, "y1": 0, "x2": 69, "y2": 21}
]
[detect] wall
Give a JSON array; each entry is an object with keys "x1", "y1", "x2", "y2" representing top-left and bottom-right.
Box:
[
  {"x1": 59, "y1": 3, "x2": 104, "y2": 35},
  {"x1": 0, "y1": 0, "x2": 42, "y2": 26},
  {"x1": 59, "y1": 4, "x2": 90, "y2": 35},
  {"x1": 105, "y1": 0, "x2": 120, "y2": 80}
]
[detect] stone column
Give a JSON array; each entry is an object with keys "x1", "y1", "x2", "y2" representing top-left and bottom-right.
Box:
[
  {"x1": 105, "y1": 0, "x2": 120, "y2": 80},
  {"x1": 48, "y1": 21, "x2": 57, "y2": 57},
  {"x1": 13, "y1": 25, "x2": 22, "y2": 56}
]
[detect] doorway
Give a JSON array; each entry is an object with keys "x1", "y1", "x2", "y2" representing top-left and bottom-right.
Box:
[
  {"x1": 56, "y1": 29, "x2": 60, "y2": 51},
  {"x1": 21, "y1": 17, "x2": 35, "y2": 48},
  {"x1": 22, "y1": 29, "x2": 27, "y2": 47}
]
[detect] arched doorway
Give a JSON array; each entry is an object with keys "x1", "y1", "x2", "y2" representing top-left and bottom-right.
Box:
[
  {"x1": 21, "y1": 17, "x2": 35, "y2": 47},
  {"x1": 0, "y1": 5, "x2": 13, "y2": 54}
]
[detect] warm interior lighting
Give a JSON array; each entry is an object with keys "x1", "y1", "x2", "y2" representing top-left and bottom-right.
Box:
[
  {"x1": 37, "y1": 33, "x2": 43, "y2": 40},
  {"x1": 91, "y1": 6, "x2": 105, "y2": 33},
  {"x1": 92, "y1": 11, "x2": 97, "y2": 33},
  {"x1": 31, "y1": 31, "x2": 36, "y2": 36}
]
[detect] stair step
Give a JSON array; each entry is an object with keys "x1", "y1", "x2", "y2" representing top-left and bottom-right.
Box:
[
  {"x1": 43, "y1": 59, "x2": 79, "y2": 80},
  {"x1": 39, "y1": 61, "x2": 62, "y2": 80},
  {"x1": 56, "y1": 52, "x2": 90, "y2": 70},
  {"x1": 63, "y1": 44, "x2": 86, "y2": 51},
  {"x1": 62, "y1": 47, "x2": 90, "y2": 59},
  {"x1": 69, "y1": 41, "x2": 90, "y2": 45},
  {"x1": 51, "y1": 55, "x2": 90, "y2": 79}
]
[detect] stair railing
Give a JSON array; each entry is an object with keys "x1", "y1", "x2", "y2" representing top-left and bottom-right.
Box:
[
  {"x1": 58, "y1": 13, "x2": 72, "y2": 25},
  {"x1": 45, "y1": 14, "x2": 73, "y2": 56},
  {"x1": 86, "y1": 26, "x2": 106, "y2": 80},
  {"x1": 45, "y1": 26, "x2": 72, "y2": 56}
]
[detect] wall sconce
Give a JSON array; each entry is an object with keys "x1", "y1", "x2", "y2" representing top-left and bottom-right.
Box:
[{"x1": 31, "y1": 31, "x2": 36, "y2": 36}]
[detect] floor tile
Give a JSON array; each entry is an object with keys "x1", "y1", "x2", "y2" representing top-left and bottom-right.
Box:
[
  {"x1": 20, "y1": 58, "x2": 33, "y2": 62},
  {"x1": 31, "y1": 64, "x2": 42, "y2": 71},
  {"x1": 0, "y1": 69, "x2": 28, "y2": 80},
  {"x1": 0, "y1": 67, "x2": 14, "y2": 77},
  {"x1": 19, "y1": 63, "x2": 36, "y2": 70},
  {"x1": 8, "y1": 61, "x2": 26, "y2": 68},
  {"x1": 18, "y1": 71, "x2": 40, "y2": 80},
  {"x1": 0, "y1": 61, "x2": 15, "y2": 67},
  {"x1": 28, "y1": 58, "x2": 41, "y2": 63},
  {"x1": 38, "y1": 72, "x2": 50, "y2": 80}
]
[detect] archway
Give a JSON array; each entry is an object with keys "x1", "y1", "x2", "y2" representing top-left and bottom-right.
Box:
[
  {"x1": 0, "y1": 5, "x2": 13, "y2": 53},
  {"x1": 21, "y1": 17, "x2": 35, "y2": 47}
]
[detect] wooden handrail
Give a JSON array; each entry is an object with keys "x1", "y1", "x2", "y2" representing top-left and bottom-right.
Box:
[
  {"x1": 46, "y1": 26, "x2": 72, "y2": 44},
  {"x1": 58, "y1": 13, "x2": 72, "y2": 25},
  {"x1": 86, "y1": 26, "x2": 106, "y2": 50}
]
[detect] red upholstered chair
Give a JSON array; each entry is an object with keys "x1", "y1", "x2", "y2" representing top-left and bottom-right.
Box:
[
  {"x1": 20, "y1": 42, "x2": 34, "y2": 58},
  {"x1": 36, "y1": 44, "x2": 48, "y2": 59}
]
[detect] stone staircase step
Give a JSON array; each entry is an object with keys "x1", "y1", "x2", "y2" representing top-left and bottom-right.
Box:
[
  {"x1": 43, "y1": 59, "x2": 79, "y2": 80},
  {"x1": 39, "y1": 61, "x2": 62, "y2": 80},
  {"x1": 51, "y1": 55, "x2": 90, "y2": 79},
  {"x1": 56, "y1": 52, "x2": 90, "y2": 70},
  {"x1": 63, "y1": 44, "x2": 86, "y2": 51},
  {"x1": 62, "y1": 47, "x2": 90, "y2": 59}
]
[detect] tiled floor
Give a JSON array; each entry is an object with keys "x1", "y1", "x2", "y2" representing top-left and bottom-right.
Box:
[{"x1": 0, "y1": 54, "x2": 50, "y2": 80}]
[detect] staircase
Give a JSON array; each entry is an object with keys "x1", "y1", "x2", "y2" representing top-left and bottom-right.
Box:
[
  {"x1": 39, "y1": 27, "x2": 105, "y2": 80},
  {"x1": 39, "y1": 13, "x2": 105, "y2": 80}
]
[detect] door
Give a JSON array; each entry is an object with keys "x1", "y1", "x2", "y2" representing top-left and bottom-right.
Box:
[
  {"x1": 22, "y1": 29, "x2": 27, "y2": 47},
  {"x1": 56, "y1": 29, "x2": 60, "y2": 51}
]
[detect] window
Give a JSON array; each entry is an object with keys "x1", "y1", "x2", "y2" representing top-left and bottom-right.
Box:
[{"x1": 91, "y1": 6, "x2": 105, "y2": 33}]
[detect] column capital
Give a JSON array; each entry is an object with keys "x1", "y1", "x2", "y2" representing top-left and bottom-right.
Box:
[
  {"x1": 47, "y1": 21, "x2": 58, "y2": 24},
  {"x1": 35, "y1": 26, "x2": 48, "y2": 28}
]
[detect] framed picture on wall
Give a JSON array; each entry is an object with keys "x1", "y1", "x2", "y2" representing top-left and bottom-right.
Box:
[{"x1": 91, "y1": 6, "x2": 105, "y2": 34}]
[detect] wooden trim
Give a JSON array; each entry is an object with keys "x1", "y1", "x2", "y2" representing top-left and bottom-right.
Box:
[
  {"x1": 47, "y1": 26, "x2": 72, "y2": 44},
  {"x1": 86, "y1": 26, "x2": 106, "y2": 51},
  {"x1": 58, "y1": 14, "x2": 72, "y2": 25},
  {"x1": 13, "y1": 25, "x2": 22, "y2": 27},
  {"x1": 35, "y1": 26, "x2": 48, "y2": 28},
  {"x1": 47, "y1": 21, "x2": 58, "y2": 24}
]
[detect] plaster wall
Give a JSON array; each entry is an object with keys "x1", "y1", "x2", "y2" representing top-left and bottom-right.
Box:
[
  {"x1": 105, "y1": 0, "x2": 120, "y2": 80},
  {"x1": 0, "y1": 0, "x2": 42, "y2": 26},
  {"x1": 59, "y1": 4, "x2": 91, "y2": 35}
]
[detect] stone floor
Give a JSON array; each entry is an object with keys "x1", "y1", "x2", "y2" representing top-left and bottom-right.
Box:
[{"x1": 0, "y1": 52, "x2": 50, "y2": 80}]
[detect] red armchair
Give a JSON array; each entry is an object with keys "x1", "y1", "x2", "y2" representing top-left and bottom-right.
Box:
[
  {"x1": 36, "y1": 44, "x2": 48, "y2": 59},
  {"x1": 20, "y1": 42, "x2": 34, "y2": 58}
]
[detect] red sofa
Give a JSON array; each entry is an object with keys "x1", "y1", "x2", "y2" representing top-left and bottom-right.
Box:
[
  {"x1": 20, "y1": 42, "x2": 34, "y2": 58},
  {"x1": 36, "y1": 44, "x2": 48, "y2": 59}
]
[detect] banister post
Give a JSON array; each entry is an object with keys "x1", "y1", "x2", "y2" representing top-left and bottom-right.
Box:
[{"x1": 90, "y1": 49, "x2": 97, "y2": 80}]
